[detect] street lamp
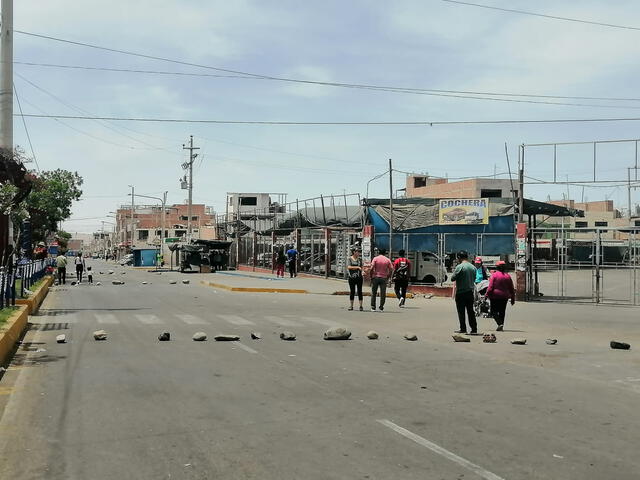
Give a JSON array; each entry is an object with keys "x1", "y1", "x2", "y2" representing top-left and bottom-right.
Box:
[{"x1": 128, "y1": 191, "x2": 168, "y2": 267}]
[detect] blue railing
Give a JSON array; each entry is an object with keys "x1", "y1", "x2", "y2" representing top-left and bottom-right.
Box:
[{"x1": 0, "y1": 258, "x2": 54, "y2": 309}]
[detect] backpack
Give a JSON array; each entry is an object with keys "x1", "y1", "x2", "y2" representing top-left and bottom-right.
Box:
[{"x1": 394, "y1": 259, "x2": 409, "y2": 281}]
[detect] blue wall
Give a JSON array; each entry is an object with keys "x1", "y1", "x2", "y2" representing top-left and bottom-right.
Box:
[{"x1": 134, "y1": 249, "x2": 158, "y2": 267}]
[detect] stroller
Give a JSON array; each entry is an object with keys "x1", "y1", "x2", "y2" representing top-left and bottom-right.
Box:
[{"x1": 474, "y1": 279, "x2": 492, "y2": 318}]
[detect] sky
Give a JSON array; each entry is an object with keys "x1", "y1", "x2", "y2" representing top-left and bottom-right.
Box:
[{"x1": 9, "y1": 0, "x2": 640, "y2": 233}]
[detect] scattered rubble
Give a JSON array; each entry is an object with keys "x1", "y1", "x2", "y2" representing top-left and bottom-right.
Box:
[
  {"x1": 511, "y1": 338, "x2": 527, "y2": 345},
  {"x1": 324, "y1": 327, "x2": 352, "y2": 340},
  {"x1": 250, "y1": 332, "x2": 262, "y2": 340},
  {"x1": 403, "y1": 333, "x2": 418, "y2": 341},
  {"x1": 545, "y1": 339, "x2": 558, "y2": 345},
  {"x1": 182, "y1": 280, "x2": 190, "y2": 285},
  {"x1": 108, "y1": 270, "x2": 114, "y2": 274},
  {"x1": 112, "y1": 281, "x2": 125, "y2": 285},
  {"x1": 366, "y1": 331, "x2": 379, "y2": 340},
  {"x1": 56, "y1": 334, "x2": 66, "y2": 343},
  {"x1": 452, "y1": 334, "x2": 470, "y2": 342},
  {"x1": 93, "y1": 330, "x2": 108, "y2": 341},
  {"x1": 192, "y1": 332, "x2": 207, "y2": 341},
  {"x1": 169, "y1": 281, "x2": 177, "y2": 284},
  {"x1": 99, "y1": 271, "x2": 104, "y2": 274},
  {"x1": 424, "y1": 293, "x2": 434, "y2": 299},
  {"x1": 70, "y1": 281, "x2": 77, "y2": 286},
  {"x1": 483, "y1": 333, "x2": 497, "y2": 343},
  {"x1": 214, "y1": 334, "x2": 240, "y2": 341},
  {"x1": 142, "y1": 281, "x2": 148, "y2": 285},
  {"x1": 280, "y1": 331, "x2": 296, "y2": 341},
  {"x1": 96, "y1": 282, "x2": 101, "y2": 286},
  {"x1": 158, "y1": 331, "x2": 170, "y2": 341},
  {"x1": 610, "y1": 341, "x2": 631, "y2": 350}
]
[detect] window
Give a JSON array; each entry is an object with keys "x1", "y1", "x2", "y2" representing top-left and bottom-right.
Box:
[
  {"x1": 480, "y1": 189, "x2": 502, "y2": 198},
  {"x1": 240, "y1": 196, "x2": 257, "y2": 206},
  {"x1": 175, "y1": 230, "x2": 186, "y2": 237},
  {"x1": 191, "y1": 216, "x2": 198, "y2": 221},
  {"x1": 634, "y1": 220, "x2": 640, "y2": 227},
  {"x1": 594, "y1": 221, "x2": 608, "y2": 227},
  {"x1": 138, "y1": 230, "x2": 149, "y2": 241},
  {"x1": 575, "y1": 221, "x2": 588, "y2": 228},
  {"x1": 413, "y1": 177, "x2": 427, "y2": 188},
  {"x1": 180, "y1": 215, "x2": 189, "y2": 221}
]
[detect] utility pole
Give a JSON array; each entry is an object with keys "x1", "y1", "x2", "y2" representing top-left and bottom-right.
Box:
[
  {"x1": 129, "y1": 185, "x2": 135, "y2": 251},
  {"x1": 0, "y1": 0, "x2": 13, "y2": 149},
  {"x1": 388, "y1": 158, "x2": 393, "y2": 257},
  {"x1": 182, "y1": 135, "x2": 199, "y2": 241},
  {"x1": 518, "y1": 145, "x2": 525, "y2": 223}
]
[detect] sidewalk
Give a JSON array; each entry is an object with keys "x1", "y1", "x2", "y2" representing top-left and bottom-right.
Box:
[{"x1": 196, "y1": 270, "x2": 348, "y2": 294}]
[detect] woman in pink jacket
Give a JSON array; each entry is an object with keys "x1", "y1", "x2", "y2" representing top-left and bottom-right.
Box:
[{"x1": 485, "y1": 260, "x2": 515, "y2": 331}]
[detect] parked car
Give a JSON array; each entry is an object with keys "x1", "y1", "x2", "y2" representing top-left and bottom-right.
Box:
[{"x1": 120, "y1": 254, "x2": 133, "y2": 266}]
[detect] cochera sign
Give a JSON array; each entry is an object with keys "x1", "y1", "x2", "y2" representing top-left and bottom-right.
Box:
[{"x1": 438, "y1": 198, "x2": 489, "y2": 225}]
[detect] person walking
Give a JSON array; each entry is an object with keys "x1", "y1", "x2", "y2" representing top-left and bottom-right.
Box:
[
  {"x1": 55, "y1": 252, "x2": 67, "y2": 285},
  {"x1": 74, "y1": 252, "x2": 86, "y2": 283},
  {"x1": 369, "y1": 248, "x2": 393, "y2": 311},
  {"x1": 346, "y1": 248, "x2": 364, "y2": 311},
  {"x1": 286, "y1": 245, "x2": 298, "y2": 278},
  {"x1": 451, "y1": 250, "x2": 478, "y2": 334},
  {"x1": 485, "y1": 260, "x2": 515, "y2": 331},
  {"x1": 473, "y1": 256, "x2": 490, "y2": 284},
  {"x1": 87, "y1": 266, "x2": 93, "y2": 284},
  {"x1": 393, "y1": 249, "x2": 411, "y2": 308},
  {"x1": 275, "y1": 248, "x2": 287, "y2": 278}
]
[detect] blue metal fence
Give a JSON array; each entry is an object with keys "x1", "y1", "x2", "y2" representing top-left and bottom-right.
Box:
[{"x1": 0, "y1": 258, "x2": 54, "y2": 309}]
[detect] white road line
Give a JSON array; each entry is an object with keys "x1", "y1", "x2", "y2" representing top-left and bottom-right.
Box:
[
  {"x1": 95, "y1": 314, "x2": 119, "y2": 324},
  {"x1": 264, "y1": 315, "x2": 301, "y2": 327},
  {"x1": 175, "y1": 314, "x2": 206, "y2": 325},
  {"x1": 232, "y1": 342, "x2": 258, "y2": 354},
  {"x1": 301, "y1": 316, "x2": 341, "y2": 327},
  {"x1": 377, "y1": 419, "x2": 505, "y2": 480},
  {"x1": 217, "y1": 314, "x2": 255, "y2": 326},
  {"x1": 135, "y1": 314, "x2": 163, "y2": 325}
]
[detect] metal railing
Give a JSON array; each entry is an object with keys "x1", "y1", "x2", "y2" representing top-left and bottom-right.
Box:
[{"x1": 0, "y1": 258, "x2": 54, "y2": 309}]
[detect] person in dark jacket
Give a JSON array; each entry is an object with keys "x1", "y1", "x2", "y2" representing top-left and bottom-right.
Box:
[{"x1": 485, "y1": 260, "x2": 515, "y2": 331}]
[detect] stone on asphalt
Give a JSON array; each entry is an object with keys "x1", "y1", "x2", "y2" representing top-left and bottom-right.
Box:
[
  {"x1": 108, "y1": 270, "x2": 114, "y2": 274},
  {"x1": 182, "y1": 280, "x2": 190, "y2": 284},
  {"x1": 366, "y1": 331, "x2": 379, "y2": 340},
  {"x1": 96, "y1": 282, "x2": 101, "y2": 286},
  {"x1": 214, "y1": 334, "x2": 240, "y2": 341},
  {"x1": 99, "y1": 271, "x2": 104, "y2": 274},
  {"x1": 404, "y1": 332, "x2": 418, "y2": 341},
  {"x1": 112, "y1": 280, "x2": 125, "y2": 285},
  {"x1": 511, "y1": 338, "x2": 527, "y2": 345},
  {"x1": 93, "y1": 330, "x2": 108, "y2": 341},
  {"x1": 142, "y1": 281, "x2": 148, "y2": 285},
  {"x1": 324, "y1": 327, "x2": 352, "y2": 340},
  {"x1": 610, "y1": 341, "x2": 631, "y2": 350},
  {"x1": 280, "y1": 331, "x2": 296, "y2": 341},
  {"x1": 250, "y1": 332, "x2": 262, "y2": 340},
  {"x1": 158, "y1": 331, "x2": 170, "y2": 341},
  {"x1": 56, "y1": 334, "x2": 66, "y2": 343},
  {"x1": 169, "y1": 281, "x2": 177, "y2": 284},
  {"x1": 71, "y1": 281, "x2": 77, "y2": 286},
  {"x1": 192, "y1": 332, "x2": 207, "y2": 341},
  {"x1": 452, "y1": 334, "x2": 470, "y2": 342},
  {"x1": 545, "y1": 339, "x2": 558, "y2": 345}
]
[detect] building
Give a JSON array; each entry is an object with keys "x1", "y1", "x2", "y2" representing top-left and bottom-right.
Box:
[{"x1": 405, "y1": 175, "x2": 518, "y2": 200}]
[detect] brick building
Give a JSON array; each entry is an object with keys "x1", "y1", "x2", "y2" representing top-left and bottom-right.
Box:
[{"x1": 405, "y1": 175, "x2": 518, "y2": 199}]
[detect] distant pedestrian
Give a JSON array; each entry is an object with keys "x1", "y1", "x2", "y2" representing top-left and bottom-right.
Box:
[
  {"x1": 286, "y1": 245, "x2": 298, "y2": 278},
  {"x1": 369, "y1": 248, "x2": 393, "y2": 311},
  {"x1": 485, "y1": 260, "x2": 515, "y2": 331},
  {"x1": 451, "y1": 250, "x2": 477, "y2": 334},
  {"x1": 55, "y1": 253, "x2": 67, "y2": 285},
  {"x1": 275, "y1": 248, "x2": 287, "y2": 278},
  {"x1": 346, "y1": 248, "x2": 363, "y2": 311},
  {"x1": 393, "y1": 249, "x2": 411, "y2": 308},
  {"x1": 473, "y1": 256, "x2": 490, "y2": 284},
  {"x1": 74, "y1": 252, "x2": 86, "y2": 283},
  {"x1": 87, "y1": 266, "x2": 93, "y2": 284}
]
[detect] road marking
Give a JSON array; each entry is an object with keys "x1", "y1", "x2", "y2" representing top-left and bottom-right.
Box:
[
  {"x1": 264, "y1": 315, "x2": 301, "y2": 327},
  {"x1": 377, "y1": 419, "x2": 505, "y2": 480},
  {"x1": 301, "y1": 316, "x2": 341, "y2": 327},
  {"x1": 95, "y1": 314, "x2": 119, "y2": 324},
  {"x1": 135, "y1": 314, "x2": 163, "y2": 324},
  {"x1": 232, "y1": 342, "x2": 258, "y2": 354},
  {"x1": 217, "y1": 314, "x2": 255, "y2": 326},
  {"x1": 0, "y1": 387, "x2": 15, "y2": 396},
  {"x1": 175, "y1": 314, "x2": 206, "y2": 325}
]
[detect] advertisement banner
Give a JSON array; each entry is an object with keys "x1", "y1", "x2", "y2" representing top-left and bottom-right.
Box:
[{"x1": 438, "y1": 198, "x2": 489, "y2": 225}]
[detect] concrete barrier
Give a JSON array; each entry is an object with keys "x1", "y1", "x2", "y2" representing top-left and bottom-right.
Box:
[
  {"x1": 0, "y1": 305, "x2": 29, "y2": 366},
  {"x1": 16, "y1": 275, "x2": 54, "y2": 314}
]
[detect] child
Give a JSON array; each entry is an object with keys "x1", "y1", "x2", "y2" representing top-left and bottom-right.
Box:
[{"x1": 87, "y1": 266, "x2": 93, "y2": 284}]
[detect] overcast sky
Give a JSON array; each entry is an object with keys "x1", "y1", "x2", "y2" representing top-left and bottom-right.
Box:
[{"x1": 10, "y1": 1, "x2": 640, "y2": 233}]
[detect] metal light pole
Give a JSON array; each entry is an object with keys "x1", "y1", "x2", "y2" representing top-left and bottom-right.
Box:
[
  {"x1": 0, "y1": 0, "x2": 13, "y2": 149},
  {"x1": 129, "y1": 192, "x2": 167, "y2": 266},
  {"x1": 182, "y1": 136, "x2": 200, "y2": 241},
  {"x1": 128, "y1": 185, "x2": 135, "y2": 251}
]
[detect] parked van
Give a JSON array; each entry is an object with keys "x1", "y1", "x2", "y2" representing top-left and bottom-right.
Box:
[{"x1": 407, "y1": 251, "x2": 448, "y2": 284}]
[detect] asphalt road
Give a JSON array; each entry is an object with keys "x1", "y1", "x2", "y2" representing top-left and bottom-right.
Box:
[{"x1": 1, "y1": 261, "x2": 639, "y2": 479}]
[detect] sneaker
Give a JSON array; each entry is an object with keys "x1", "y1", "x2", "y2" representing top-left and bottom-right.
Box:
[
  {"x1": 371, "y1": 306, "x2": 376, "y2": 312},
  {"x1": 379, "y1": 306, "x2": 384, "y2": 312},
  {"x1": 400, "y1": 297, "x2": 406, "y2": 307},
  {"x1": 454, "y1": 329, "x2": 467, "y2": 334},
  {"x1": 468, "y1": 331, "x2": 479, "y2": 335},
  {"x1": 348, "y1": 306, "x2": 354, "y2": 311},
  {"x1": 359, "y1": 306, "x2": 363, "y2": 311},
  {"x1": 398, "y1": 298, "x2": 403, "y2": 307},
  {"x1": 496, "y1": 325, "x2": 504, "y2": 331}
]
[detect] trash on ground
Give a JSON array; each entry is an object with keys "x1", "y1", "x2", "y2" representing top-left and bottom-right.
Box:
[{"x1": 483, "y1": 333, "x2": 497, "y2": 343}]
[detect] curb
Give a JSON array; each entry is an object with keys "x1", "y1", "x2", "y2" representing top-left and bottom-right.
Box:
[
  {"x1": 0, "y1": 305, "x2": 29, "y2": 366},
  {"x1": 332, "y1": 291, "x2": 415, "y2": 298},
  {"x1": 15, "y1": 275, "x2": 54, "y2": 314},
  {"x1": 200, "y1": 281, "x2": 308, "y2": 294}
]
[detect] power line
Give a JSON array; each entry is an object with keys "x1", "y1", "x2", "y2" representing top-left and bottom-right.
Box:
[
  {"x1": 15, "y1": 112, "x2": 640, "y2": 126},
  {"x1": 14, "y1": 60, "x2": 640, "y2": 103},
  {"x1": 13, "y1": 82, "x2": 39, "y2": 171},
  {"x1": 441, "y1": 0, "x2": 640, "y2": 31}
]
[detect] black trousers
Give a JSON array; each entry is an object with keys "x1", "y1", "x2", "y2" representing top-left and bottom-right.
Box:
[
  {"x1": 76, "y1": 265, "x2": 84, "y2": 282},
  {"x1": 371, "y1": 277, "x2": 387, "y2": 308},
  {"x1": 348, "y1": 276, "x2": 363, "y2": 301},
  {"x1": 490, "y1": 298, "x2": 508, "y2": 326},
  {"x1": 57, "y1": 267, "x2": 66, "y2": 285},
  {"x1": 288, "y1": 259, "x2": 297, "y2": 277},
  {"x1": 455, "y1": 290, "x2": 477, "y2": 332},
  {"x1": 394, "y1": 279, "x2": 408, "y2": 299}
]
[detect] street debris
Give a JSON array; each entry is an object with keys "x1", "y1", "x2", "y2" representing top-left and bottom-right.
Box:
[
  {"x1": 99, "y1": 271, "x2": 104, "y2": 274},
  {"x1": 280, "y1": 331, "x2": 296, "y2": 341},
  {"x1": 112, "y1": 281, "x2": 125, "y2": 285},
  {"x1": 169, "y1": 281, "x2": 177, "y2": 284},
  {"x1": 56, "y1": 334, "x2": 66, "y2": 343},
  {"x1": 142, "y1": 281, "x2": 148, "y2": 285},
  {"x1": 108, "y1": 270, "x2": 114, "y2": 274},
  {"x1": 366, "y1": 331, "x2": 379, "y2": 340},
  {"x1": 250, "y1": 332, "x2": 262, "y2": 340},
  {"x1": 610, "y1": 341, "x2": 631, "y2": 350},
  {"x1": 70, "y1": 281, "x2": 77, "y2": 286},
  {"x1": 93, "y1": 330, "x2": 108, "y2": 341},
  {"x1": 35, "y1": 348, "x2": 46, "y2": 353},
  {"x1": 182, "y1": 280, "x2": 190, "y2": 285},
  {"x1": 424, "y1": 293, "x2": 434, "y2": 299},
  {"x1": 452, "y1": 334, "x2": 470, "y2": 342},
  {"x1": 546, "y1": 339, "x2": 558, "y2": 345},
  {"x1": 121, "y1": 272, "x2": 126, "y2": 275},
  {"x1": 96, "y1": 282, "x2": 101, "y2": 286},
  {"x1": 483, "y1": 333, "x2": 497, "y2": 343},
  {"x1": 511, "y1": 338, "x2": 527, "y2": 345},
  {"x1": 192, "y1": 332, "x2": 207, "y2": 341},
  {"x1": 324, "y1": 327, "x2": 352, "y2": 340},
  {"x1": 214, "y1": 334, "x2": 240, "y2": 341},
  {"x1": 553, "y1": 454, "x2": 564, "y2": 459},
  {"x1": 158, "y1": 331, "x2": 171, "y2": 341},
  {"x1": 403, "y1": 332, "x2": 418, "y2": 341}
]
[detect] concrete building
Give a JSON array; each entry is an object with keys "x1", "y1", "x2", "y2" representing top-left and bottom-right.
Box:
[{"x1": 405, "y1": 175, "x2": 518, "y2": 199}]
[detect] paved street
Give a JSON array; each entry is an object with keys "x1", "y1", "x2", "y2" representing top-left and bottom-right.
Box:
[{"x1": 1, "y1": 262, "x2": 639, "y2": 479}]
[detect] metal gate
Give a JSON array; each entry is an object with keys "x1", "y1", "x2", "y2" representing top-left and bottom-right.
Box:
[{"x1": 529, "y1": 227, "x2": 640, "y2": 305}]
